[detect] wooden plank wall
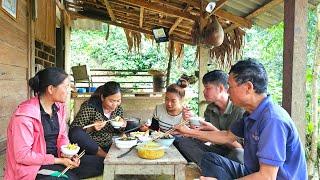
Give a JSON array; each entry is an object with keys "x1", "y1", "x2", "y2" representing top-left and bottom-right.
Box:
[
  {"x1": 35, "y1": 0, "x2": 56, "y2": 47},
  {"x1": 0, "y1": 0, "x2": 29, "y2": 152}
]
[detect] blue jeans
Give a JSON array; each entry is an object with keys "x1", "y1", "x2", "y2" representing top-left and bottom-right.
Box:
[
  {"x1": 69, "y1": 127, "x2": 110, "y2": 155},
  {"x1": 200, "y1": 152, "x2": 251, "y2": 179}
]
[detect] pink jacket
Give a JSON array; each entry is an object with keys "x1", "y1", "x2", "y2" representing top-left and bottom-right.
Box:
[{"x1": 4, "y1": 97, "x2": 69, "y2": 180}]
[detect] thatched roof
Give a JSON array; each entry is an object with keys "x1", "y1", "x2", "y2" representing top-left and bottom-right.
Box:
[
  {"x1": 65, "y1": 0, "x2": 285, "y2": 44},
  {"x1": 64, "y1": 0, "x2": 319, "y2": 66}
]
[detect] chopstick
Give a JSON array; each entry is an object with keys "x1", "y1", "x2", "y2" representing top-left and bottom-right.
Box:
[
  {"x1": 58, "y1": 150, "x2": 86, "y2": 177},
  {"x1": 83, "y1": 120, "x2": 111, "y2": 129},
  {"x1": 152, "y1": 119, "x2": 189, "y2": 140}
]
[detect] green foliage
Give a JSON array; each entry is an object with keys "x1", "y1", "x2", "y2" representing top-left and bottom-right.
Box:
[
  {"x1": 243, "y1": 23, "x2": 284, "y2": 104},
  {"x1": 71, "y1": 24, "x2": 199, "y2": 111}
]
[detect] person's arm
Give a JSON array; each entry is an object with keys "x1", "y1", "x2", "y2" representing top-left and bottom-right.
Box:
[
  {"x1": 71, "y1": 105, "x2": 95, "y2": 128},
  {"x1": 56, "y1": 103, "x2": 70, "y2": 156},
  {"x1": 12, "y1": 116, "x2": 55, "y2": 165},
  {"x1": 196, "y1": 118, "x2": 219, "y2": 131},
  {"x1": 225, "y1": 141, "x2": 242, "y2": 149},
  {"x1": 54, "y1": 156, "x2": 80, "y2": 169},
  {"x1": 175, "y1": 125, "x2": 237, "y2": 145},
  {"x1": 238, "y1": 163, "x2": 278, "y2": 180}
]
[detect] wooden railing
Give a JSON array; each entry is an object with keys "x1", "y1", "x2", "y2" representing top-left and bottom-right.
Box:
[{"x1": 72, "y1": 69, "x2": 165, "y2": 93}]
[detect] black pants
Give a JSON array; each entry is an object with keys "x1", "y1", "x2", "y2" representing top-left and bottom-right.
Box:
[
  {"x1": 68, "y1": 127, "x2": 110, "y2": 155},
  {"x1": 35, "y1": 155, "x2": 104, "y2": 179}
]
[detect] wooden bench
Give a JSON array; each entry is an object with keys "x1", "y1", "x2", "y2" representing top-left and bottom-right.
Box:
[{"x1": 103, "y1": 144, "x2": 187, "y2": 180}]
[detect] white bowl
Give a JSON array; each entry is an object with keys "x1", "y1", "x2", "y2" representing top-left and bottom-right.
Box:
[
  {"x1": 111, "y1": 121, "x2": 124, "y2": 129},
  {"x1": 189, "y1": 116, "x2": 201, "y2": 126},
  {"x1": 138, "y1": 135, "x2": 152, "y2": 142},
  {"x1": 115, "y1": 138, "x2": 137, "y2": 149},
  {"x1": 61, "y1": 144, "x2": 80, "y2": 157}
]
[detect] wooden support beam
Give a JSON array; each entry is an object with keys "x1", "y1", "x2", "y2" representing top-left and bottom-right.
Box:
[
  {"x1": 283, "y1": 0, "x2": 307, "y2": 145},
  {"x1": 174, "y1": 0, "x2": 201, "y2": 9},
  {"x1": 169, "y1": 5, "x2": 192, "y2": 35},
  {"x1": 139, "y1": 7, "x2": 144, "y2": 28},
  {"x1": 104, "y1": 20, "x2": 193, "y2": 45},
  {"x1": 116, "y1": 0, "x2": 197, "y2": 21},
  {"x1": 225, "y1": 0, "x2": 283, "y2": 32},
  {"x1": 169, "y1": 18, "x2": 183, "y2": 35},
  {"x1": 103, "y1": 0, "x2": 116, "y2": 21},
  {"x1": 215, "y1": 9, "x2": 252, "y2": 28}
]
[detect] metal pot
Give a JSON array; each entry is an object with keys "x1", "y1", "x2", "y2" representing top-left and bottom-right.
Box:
[{"x1": 124, "y1": 117, "x2": 141, "y2": 132}]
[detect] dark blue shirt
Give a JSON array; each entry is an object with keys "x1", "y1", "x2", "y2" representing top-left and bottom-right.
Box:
[
  {"x1": 40, "y1": 103, "x2": 60, "y2": 157},
  {"x1": 231, "y1": 96, "x2": 307, "y2": 179}
]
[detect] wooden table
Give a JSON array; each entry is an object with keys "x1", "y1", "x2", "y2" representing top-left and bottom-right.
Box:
[{"x1": 103, "y1": 144, "x2": 187, "y2": 180}]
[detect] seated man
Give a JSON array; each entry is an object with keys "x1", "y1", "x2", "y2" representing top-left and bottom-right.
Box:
[
  {"x1": 177, "y1": 70, "x2": 244, "y2": 164},
  {"x1": 175, "y1": 58, "x2": 307, "y2": 179}
]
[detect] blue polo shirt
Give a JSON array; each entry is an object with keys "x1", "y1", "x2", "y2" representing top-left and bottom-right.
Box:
[{"x1": 230, "y1": 96, "x2": 307, "y2": 179}]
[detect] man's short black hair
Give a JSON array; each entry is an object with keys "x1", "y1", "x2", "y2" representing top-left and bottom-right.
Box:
[
  {"x1": 229, "y1": 58, "x2": 268, "y2": 94},
  {"x1": 202, "y1": 70, "x2": 228, "y2": 89}
]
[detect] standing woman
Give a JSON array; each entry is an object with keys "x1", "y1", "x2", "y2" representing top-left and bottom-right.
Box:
[
  {"x1": 4, "y1": 67, "x2": 104, "y2": 180},
  {"x1": 69, "y1": 81, "x2": 125, "y2": 158}
]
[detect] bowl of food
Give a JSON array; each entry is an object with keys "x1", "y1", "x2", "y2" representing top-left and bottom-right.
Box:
[
  {"x1": 189, "y1": 116, "x2": 202, "y2": 126},
  {"x1": 61, "y1": 143, "x2": 80, "y2": 157},
  {"x1": 130, "y1": 131, "x2": 151, "y2": 142},
  {"x1": 111, "y1": 116, "x2": 124, "y2": 129},
  {"x1": 114, "y1": 136, "x2": 137, "y2": 149},
  {"x1": 136, "y1": 141, "x2": 165, "y2": 160},
  {"x1": 155, "y1": 135, "x2": 175, "y2": 147}
]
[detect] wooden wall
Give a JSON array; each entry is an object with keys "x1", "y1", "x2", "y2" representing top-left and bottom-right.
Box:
[
  {"x1": 0, "y1": 0, "x2": 29, "y2": 152},
  {"x1": 35, "y1": 0, "x2": 56, "y2": 47}
]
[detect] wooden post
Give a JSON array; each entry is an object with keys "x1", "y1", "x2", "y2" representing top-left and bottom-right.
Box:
[
  {"x1": 28, "y1": 0, "x2": 35, "y2": 98},
  {"x1": 64, "y1": 17, "x2": 72, "y2": 122},
  {"x1": 198, "y1": 47, "x2": 210, "y2": 117},
  {"x1": 282, "y1": 0, "x2": 308, "y2": 145}
]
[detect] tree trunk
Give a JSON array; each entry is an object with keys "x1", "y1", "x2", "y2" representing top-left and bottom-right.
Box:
[{"x1": 307, "y1": 4, "x2": 320, "y2": 178}]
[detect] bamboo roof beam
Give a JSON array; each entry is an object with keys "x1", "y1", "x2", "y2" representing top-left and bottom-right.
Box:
[
  {"x1": 178, "y1": 0, "x2": 252, "y2": 28},
  {"x1": 139, "y1": 7, "x2": 144, "y2": 28},
  {"x1": 169, "y1": 18, "x2": 183, "y2": 35},
  {"x1": 103, "y1": 0, "x2": 117, "y2": 21},
  {"x1": 225, "y1": 0, "x2": 283, "y2": 33},
  {"x1": 105, "y1": 20, "x2": 193, "y2": 45},
  {"x1": 175, "y1": 0, "x2": 201, "y2": 8},
  {"x1": 111, "y1": 7, "x2": 193, "y2": 31},
  {"x1": 115, "y1": 0, "x2": 197, "y2": 21},
  {"x1": 169, "y1": 5, "x2": 192, "y2": 35},
  {"x1": 215, "y1": 9, "x2": 252, "y2": 28}
]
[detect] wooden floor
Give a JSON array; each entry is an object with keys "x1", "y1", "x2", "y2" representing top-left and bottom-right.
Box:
[{"x1": 0, "y1": 154, "x2": 200, "y2": 180}]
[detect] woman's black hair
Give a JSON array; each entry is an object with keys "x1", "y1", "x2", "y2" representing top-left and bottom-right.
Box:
[
  {"x1": 92, "y1": 81, "x2": 121, "y2": 99},
  {"x1": 28, "y1": 67, "x2": 68, "y2": 96},
  {"x1": 166, "y1": 83, "x2": 186, "y2": 99}
]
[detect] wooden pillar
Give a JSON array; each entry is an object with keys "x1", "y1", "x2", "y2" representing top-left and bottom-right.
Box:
[
  {"x1": 64, "y1": 19, "x2": 72, "y2": 122},
  {"x1": 282, "y1": 0, "x2": 308, "y2": 145},
  {"x1": 198, "y1": 47, "x2": 210, "y2": 116}
]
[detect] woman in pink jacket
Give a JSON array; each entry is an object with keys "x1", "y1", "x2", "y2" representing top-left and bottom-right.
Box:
[{"x1": 4, "y1": 67, "x2": 104, "y2": 180}]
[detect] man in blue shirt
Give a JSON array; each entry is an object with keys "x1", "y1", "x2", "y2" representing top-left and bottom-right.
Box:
[{"x1": 175, "y1": 58, "x2": 307, "y2": 179}]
